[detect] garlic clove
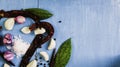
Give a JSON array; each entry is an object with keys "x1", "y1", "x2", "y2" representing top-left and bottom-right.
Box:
[
  {"x1": 40, "y1": 51, "x2": 49, "y2": 61},
  {"x1": 21, "y1": 27, "x2": 31, "y2": 34},
  {"x1": 27, "y1": 60, "x2": 37, "y2": 67},
  {"x1": 4, "y1": 18, "x2": 15, "y2": 30},
  {"x1": 48, "y1": 38, "x2": 56, "y2": 50},
  {"x1": 34, "y1": 27, "x2": 46, "y2": 35},
  {"x1": 4, "y1": 63, "x2": 10, "y2": 67}
]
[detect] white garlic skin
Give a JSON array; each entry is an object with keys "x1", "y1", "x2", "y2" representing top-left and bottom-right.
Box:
[
  {"x1": 27, "y1": 60, "x2": 37, "y2": 67},
  {"x1": 40, "y1": 51, "x2": 49, "y2": 61},
  {"x1": 4, "y1": 18, "x2": 15, "y2": 30},
  {"x1": 48, "y1": 38, "x2": 56, "y2": 50},
  {"x1": 21, "y1": 27, "x2": 31, "y2": 34},
  {"x1": 34, "y1": 27, "x2": 46, "y2": 35}
]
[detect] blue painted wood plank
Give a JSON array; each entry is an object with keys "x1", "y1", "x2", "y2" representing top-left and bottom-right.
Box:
[
  {"x1": 38, "y1": 0, "x2": 120, "y2": 67},
  {"x1": 23, "y1": 0, "x2": 38, "y2": 9},
  {"x1": 0, "y1": 0, "x2": 25, "y2": 10},
  {"x1": 0, "y1": 0, "x2": 38, "y2": 10},
  {"x1": 0, "y1": 0, "x2": 120, "y2": 67}
]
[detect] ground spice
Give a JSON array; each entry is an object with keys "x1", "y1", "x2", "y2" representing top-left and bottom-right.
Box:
[{"x1": 12, "y1": 36, "x2": 30, "y2": 57}]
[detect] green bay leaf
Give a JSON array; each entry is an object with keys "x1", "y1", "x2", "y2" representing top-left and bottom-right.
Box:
[
  {"x1": 24, "y1": 8, "x2": 53, "y2": 20},
  {"x1": 55, "y1": 38, "x2": 72, "y2": 67}
]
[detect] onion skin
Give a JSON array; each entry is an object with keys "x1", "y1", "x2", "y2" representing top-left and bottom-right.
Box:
[
  {"x1": 4, "y1": 33, "x2": 12, "y2": 39},
  {"x1": 4, "y1": 51, "x2": 14, "y2": 61},
  {"x1": 3, "y1": 33, "x2": 12, "y2": 45},
  {"x1": 15, "y1": 16, "x2": 25, "y2": 24}
]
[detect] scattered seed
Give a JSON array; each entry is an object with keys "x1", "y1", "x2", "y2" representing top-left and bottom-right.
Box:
[
  {"x1": 44, "y1": 63, "x2": 46, "y2": 65},
  {"x1": 54, "y1": 38, "x2": 56, "y2": 40},
  {"x1": 40, "y1": 63, "x2": 42, "y2": 65},
  {"x1": 47, "y1": 60, "x2": 49, "y2": 62},
  {"x1": 39, "y1": 57, "x2": 42, "y2": 59},
  {"x1": 58, "y1": 21, "x2": 62, "y2": 23}
]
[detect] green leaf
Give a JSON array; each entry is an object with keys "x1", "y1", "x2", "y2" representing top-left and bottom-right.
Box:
[
  {"x1": 55, "y1": 38, "x2": 72, "y2": 67},
  {"x1": 24, "y1": 8, "x2": 53, "y2": 20}
]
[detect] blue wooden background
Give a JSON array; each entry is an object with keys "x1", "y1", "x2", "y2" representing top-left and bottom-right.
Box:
[{"x1": 0, "y1": 0, "x2": 120, "y2": 67}]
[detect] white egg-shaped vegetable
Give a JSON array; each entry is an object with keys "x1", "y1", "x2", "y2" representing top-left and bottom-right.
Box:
[
  {"x1": 27, "y1": 60, "x2": 37, "y2": 67},
  {"x1": 4, "y1": 63, "x2": 10, "y2": 67},
  {"x1": 40, "y1": 51, "x2": 49, "y2": 61},
  {"x1": 4, "y1": 18, "x2": 15, "y2": 30},
  {"x1": 34, "y1": 27, "x2": 46, "y2": 35},
  {"x1": 21, "y1": 27, "x2": 31, "y2": 34},
  {"x1": 48, "y1": 38, "x2": 56, "y2": 50}
]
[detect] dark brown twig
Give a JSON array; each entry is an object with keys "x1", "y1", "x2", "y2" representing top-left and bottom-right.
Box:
[{"x1": 49, "y1": 48, "x2": 56, "y2": 67}]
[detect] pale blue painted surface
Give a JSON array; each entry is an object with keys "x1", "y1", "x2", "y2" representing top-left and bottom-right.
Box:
[{"x1": 0, "y1": 0, "x2": 120, "y2": 67}]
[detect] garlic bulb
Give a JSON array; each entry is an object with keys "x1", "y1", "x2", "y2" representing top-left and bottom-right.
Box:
[
  {"x1": 48, "y1": 38, "x2": 56, "y2": 50},
  {"x1": 40, "y1": 51, "x2": 49, "y2": 61}
]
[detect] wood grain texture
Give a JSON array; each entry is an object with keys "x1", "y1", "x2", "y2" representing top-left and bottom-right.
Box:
[{"x1": 0, "y1": 0, "x2": 120, "y2": 67}]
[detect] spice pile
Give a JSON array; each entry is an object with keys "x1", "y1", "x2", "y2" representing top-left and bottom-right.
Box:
[{"x1": 12, "y1": 35, "x2": 30, "y2": 57}]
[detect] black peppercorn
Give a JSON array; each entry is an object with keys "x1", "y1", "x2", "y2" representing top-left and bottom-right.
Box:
[
  {"x1": 44, "y1": 63, "x2": 46, "y2": 65},
  {"x1": 40, "y1": 63, "x2": 42, "y2": 65},
  {"x1": 39, "y1": 57, "x2": 42, "y2": 59},
  {"x1": 47, "y1": 60, "x2": 49, "y2": 62},
  {"x1": 58, "y1": 21, "x2": 62, "y2": 23},
  {"x1": 54, "y1": 38, "x2": 56, "y2": 40}
]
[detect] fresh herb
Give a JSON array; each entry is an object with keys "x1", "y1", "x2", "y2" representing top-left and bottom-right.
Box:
[
  {"x1": 54, "y1": 38, "x2": 72, "y2": 67},
  {"x1": 24, "y1": 8, "x2": 53, "y2": 20}
]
